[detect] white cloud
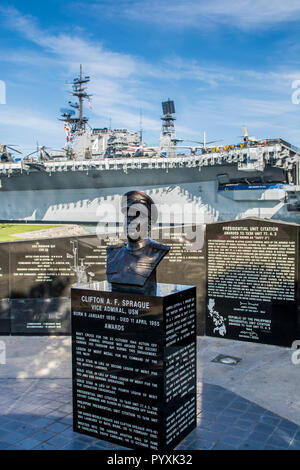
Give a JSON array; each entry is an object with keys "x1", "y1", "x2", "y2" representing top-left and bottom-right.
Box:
[
  {"x1": 0, "y1": 7, "x2": 139, "y2": 78},
  {"x1": 90, "y1": 0, "x2": 300, "y2": 30},
  {"x1": 0, "y1": 7, "x2": 160, "y2": 141},
  {"x1": 0, "y1": 105, "x2": 64, "y2": 153},
  {"x1": 0, "y1": 106, "x2": 61, "y2": 133},
  {"x1": 1, "y1": 6, "x2": 300, "y2": 149}
]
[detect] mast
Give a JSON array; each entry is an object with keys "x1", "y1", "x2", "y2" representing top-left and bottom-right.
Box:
[
  {"x1": 59, "y1": 65, "x2": 92, "y2": 138},
  {"x1": 139, "y1": 109, "x2": 143, "y2": 144},
  {"x1": 79, "y1": 64, "x2": 83, "y2": 124},
  {"x1": 160, "y1": 99, "x2": 182, "y2": 156}
]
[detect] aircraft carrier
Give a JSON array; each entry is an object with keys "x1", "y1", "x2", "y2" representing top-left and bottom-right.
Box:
[{"x1": 0, "y1": 66, "x2": 299, "y2": 224}]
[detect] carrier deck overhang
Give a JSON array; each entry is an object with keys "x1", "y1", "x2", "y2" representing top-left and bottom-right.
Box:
[
  {"x1": 0, "y1": 142, "x2": 299, "y2": 220},
  {"x1": 0, "y1": 142, "x2": 298, "y2": 183}
]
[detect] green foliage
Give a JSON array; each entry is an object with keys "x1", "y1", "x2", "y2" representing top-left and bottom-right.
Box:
[{"x1": 0, "y1": 224, "x2": 61, "y2": 241}]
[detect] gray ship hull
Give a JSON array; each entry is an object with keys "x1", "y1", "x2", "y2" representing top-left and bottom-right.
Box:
[
  {"x1": 0, "y1": 162, "x2": 297, "y2": 224},
  {"x1": 0, "y1": 163, "x2": 285, "y2": 191}
]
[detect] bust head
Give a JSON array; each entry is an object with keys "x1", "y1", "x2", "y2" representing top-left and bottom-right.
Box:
[
  {"x1": 121, "y1": 191, "x2": 158, "y2": 245},
  {"x1": 106, "y1": 190, "x2": 169, "y2": 295}
]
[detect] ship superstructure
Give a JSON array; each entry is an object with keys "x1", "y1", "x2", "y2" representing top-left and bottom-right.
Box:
[{"x1": 0, "y1": 66, "x2": 299, "y2": 223}]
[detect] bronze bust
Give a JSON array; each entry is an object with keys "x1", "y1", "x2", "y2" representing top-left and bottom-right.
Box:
[{"x1": 106, "y1": 191, "x2": 170, "y2": 295}]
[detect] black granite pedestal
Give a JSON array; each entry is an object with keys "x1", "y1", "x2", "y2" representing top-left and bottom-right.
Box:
[{"x1": 71, "y1": 281, "x2": 197, "y2": 451}]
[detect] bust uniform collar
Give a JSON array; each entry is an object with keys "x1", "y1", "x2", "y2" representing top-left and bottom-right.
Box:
[{"x1": 125, "y1": 237, "x2": 151, "y2": 252}]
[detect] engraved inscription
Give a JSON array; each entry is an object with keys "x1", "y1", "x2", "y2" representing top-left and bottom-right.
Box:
[
  {"x1": 206, "y1": 220, "x2": 299, "y2": 346},
  {"x1": 71, "y1": 284, "x2": 197, "y2": 450}
]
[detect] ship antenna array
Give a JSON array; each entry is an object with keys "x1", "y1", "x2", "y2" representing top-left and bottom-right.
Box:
[
  {"x1": 59, "y1": 64, "x2": 92, "y2": 136},
  {"x1": 161, "y1": 99, "x2": 176, "y2": 136},
  {"x1": 139, "y1": 109, "x2": 143, "y2": 144}
]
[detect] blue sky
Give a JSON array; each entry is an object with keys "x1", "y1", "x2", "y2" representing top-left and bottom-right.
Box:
[{"x1": 1, "y1": 1, "x2": 300, "y2": 154}]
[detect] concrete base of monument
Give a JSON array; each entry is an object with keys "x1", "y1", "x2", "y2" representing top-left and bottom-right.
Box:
[{"x1": 0, "y1": 335, "x2": 299, "y2": 428}]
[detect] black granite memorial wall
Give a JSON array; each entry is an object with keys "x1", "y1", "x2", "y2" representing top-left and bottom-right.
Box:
[
  {"x1": 71, "y1": 281, "x2": 197, "y2": 451},
  {"x1": 7, "y1": 235, "x2": 109, "y2": 334},
  {"x1": 205, "y1": 218, "x2": 300, "y2": 346},
  {"x1": 1, "y1": 219, "x2": 299, "y2": 343},
  {"x1": 9, "y1": 237, "x2": 76, "y2": 335},
  {"x1": 0, "y1": 243, "x2": 10, "y2": 334},
  {"x1": 0, "y1": 225, "x2": 206, "y2": 336}
]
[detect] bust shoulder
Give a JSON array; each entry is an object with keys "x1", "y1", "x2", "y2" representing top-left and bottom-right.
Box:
[
  {"x1": 148, "y1": 238, "x2": 170, "y2": 252},
  {"x1": 106, "y1": 242, "x2": 125, "y2": 252}
]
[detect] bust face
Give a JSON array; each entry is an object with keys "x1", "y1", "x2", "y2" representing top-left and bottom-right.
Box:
[{"x1": 125, "y1": 202, "x2": 151, "y2": 243}]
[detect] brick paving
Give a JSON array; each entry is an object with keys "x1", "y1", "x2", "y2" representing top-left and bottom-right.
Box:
[{"x1": 0, "y1": 378, "x2": 299, "y2": 450}]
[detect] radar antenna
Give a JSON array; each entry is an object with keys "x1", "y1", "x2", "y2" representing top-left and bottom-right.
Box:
[{"x1": 161, "y1": 99, "x2": 176, "y2": 137}]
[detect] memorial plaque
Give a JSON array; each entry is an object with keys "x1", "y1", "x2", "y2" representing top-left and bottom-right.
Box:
[
  {"x1": 71, "y1": 281, "x2": 196, "y2": 451},
  {"x1": 10, "y1": 297, "x2": 71, "y2": 335},
  {"x1": 10, "y1": 238, "x2": 76, "y2": 299},
  {"x1": 8, "y1": 235, "x2": 106, "y2": 335},
  {"x1": 76, "y1": 236, "x2": 107, "y2": 282},
  {"x1": 205, "y1": 218, "x2": 300, "y2": 346},
  {"x1": 0, "y1": 299, "x2": 10, "y2": 335},
  {"x1": 0, "y1": 243, "x2": 10, "y2": 334},
  {"x1": 155, "y1": 226, "x2": 205, "y2": 334},
  {"x1": 9, "y1": 237, "x2": 76, "y2": 335}
]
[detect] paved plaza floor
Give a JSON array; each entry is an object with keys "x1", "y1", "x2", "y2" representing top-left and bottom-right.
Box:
[{"x1": 0, "y1": 336, "x2": 299, "y2": 450}]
